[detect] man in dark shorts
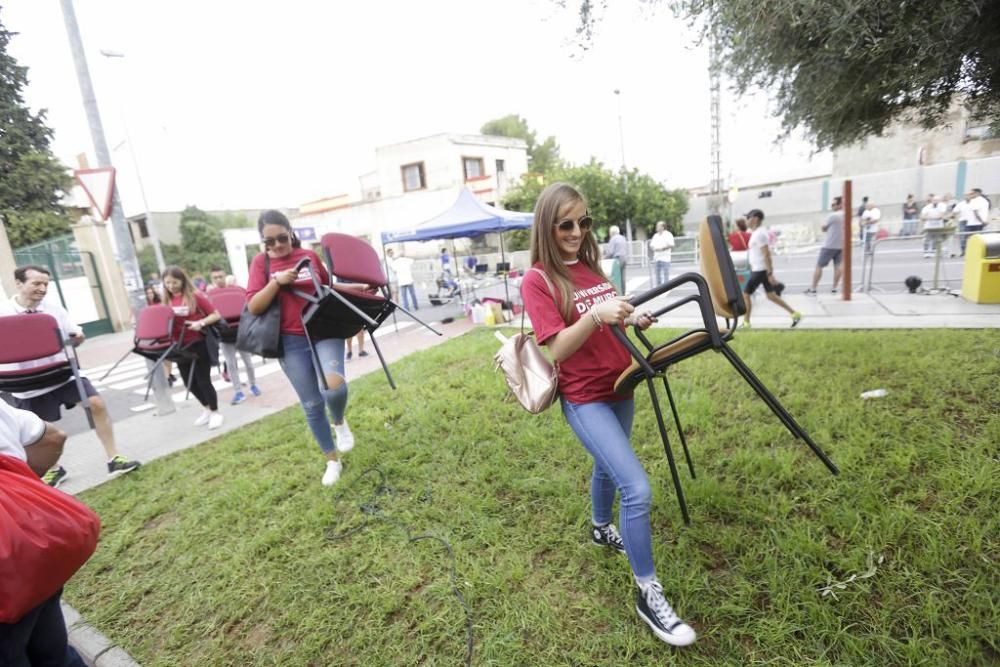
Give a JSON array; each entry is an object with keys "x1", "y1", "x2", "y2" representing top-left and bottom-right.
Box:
[
  {"x1": 742, "y1": 210, "x2": 802, "y2": 328},
  {"x1": 806, "y1": 196, "x2": 845, "y2": 294},
  {"x1": 0, "y1": 265, "x2": 140, "y2": 487}
]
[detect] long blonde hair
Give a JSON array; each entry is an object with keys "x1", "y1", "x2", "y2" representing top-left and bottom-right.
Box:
[
  {"x1": 529, "y1": 182, "x2": 608, "y2": 322},
  {"x1": 162, "y1": 266, "x2": 200, "y2": 314}
]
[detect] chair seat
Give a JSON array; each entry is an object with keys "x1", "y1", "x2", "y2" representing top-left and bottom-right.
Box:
[
  {"x1": 302, "y1": 287, "x2": 394, "y2": 340},
  {"x1": 0, "y1": 362, "x2": 73, "y2": 393},
  {"x1": 614, "y1": 329, "x2": 730, "y2": 396}
]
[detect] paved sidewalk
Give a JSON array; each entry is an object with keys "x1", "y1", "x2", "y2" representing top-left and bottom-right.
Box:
[{"x1": 51, "y1": 293, "x2": 998, "y2": 664}]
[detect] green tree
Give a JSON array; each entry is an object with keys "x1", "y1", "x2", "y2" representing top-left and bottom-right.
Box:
[
  {"x1": 570, "y1": 0, "x2": 1000, "y2": 147},
  {"x1": 0, "y1": 15, "x2": 72, "y2": 246},
  {"x1": 480, "y1": 114, "x2": 563, "y2": 173},
  {"x1": 501, "y1": 160, "x2": 687, "y2": 250}
]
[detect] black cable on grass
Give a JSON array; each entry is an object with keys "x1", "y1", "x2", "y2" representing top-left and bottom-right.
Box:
[{"x1": 325, "y1": 467, "x2": 474, "y2": 667}]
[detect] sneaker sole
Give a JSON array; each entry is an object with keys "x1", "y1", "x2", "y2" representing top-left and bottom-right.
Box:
[
  {"x1": 107, "y1": 464, "x2": 140, "y2": 478},
  {"x1": 47, "y1": 475, "x2": 68, "y2": 488},
  {"x1": 591, "y1": 540, "x2": 626, "y2": 554},
  {"x1": 636, "y1": 605, "x2": 697, "y2": 647}
]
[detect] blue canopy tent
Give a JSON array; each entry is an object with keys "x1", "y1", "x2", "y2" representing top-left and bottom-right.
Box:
[{"x1": 381, "y1": 188, "x2": 534, "y2": 304}]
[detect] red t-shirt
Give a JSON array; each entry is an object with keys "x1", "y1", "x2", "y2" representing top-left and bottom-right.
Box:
[
  {"x1": 167, "y1": 291, "x2": 216, "y2": 345},
  {"x1": 521, "y1": 261, "x2": 633, "y2": 404},
  {"x1": 245, "y1": 248, "x2": 330, "y2": 336},
  {"x1": 729, "y1": 230, "x2": 751, "y2": 251}
]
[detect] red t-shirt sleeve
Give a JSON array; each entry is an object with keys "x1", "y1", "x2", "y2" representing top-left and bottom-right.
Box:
[
  {"x1": 193, "y1": 291, "x2": 216, "y2": 319},
  {"x1": 245, "y1": 253, "x2": 268, "y2": 300},
  {"x1": 521, "y1": 268, "x2": 566, "y2": 346}
]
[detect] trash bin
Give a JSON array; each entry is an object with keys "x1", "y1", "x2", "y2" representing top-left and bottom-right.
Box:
[{"x1": 960, "y1": 232, "x2": 1000, "y2": 303}]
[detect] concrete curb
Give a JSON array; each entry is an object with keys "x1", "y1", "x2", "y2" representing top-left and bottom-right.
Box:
[{"x1": 63, "y1": 601, "x2": 139, "y2": 667}]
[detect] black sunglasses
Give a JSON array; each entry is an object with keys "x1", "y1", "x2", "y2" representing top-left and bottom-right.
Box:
[
  {"x1": 555, "y1": 215, "x2": 593, "y2": 233},
  {"x1": 262, "y1": 233, "x2": 291, "y2": 248}
]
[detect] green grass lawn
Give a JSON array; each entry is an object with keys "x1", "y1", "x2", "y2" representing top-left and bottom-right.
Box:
[{"x1": 66, "y1": 328, "x2": 999, "y2": 666}]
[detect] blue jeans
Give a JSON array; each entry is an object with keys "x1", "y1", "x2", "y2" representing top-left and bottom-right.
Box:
[
  {"x1": 278, "y1": 334, "x2": 348, "y2": 454},
  {"x1": 0, "y1": 589, "x2": 86, "y2": 667},
  {"x1": 400, "y1": 284, "x2": 418, "y2": 310},
  {"x1": 655, "y1": 261, "x2": 671, "y2": 286},
  {"x1": 562, "y1": 397, "x2": 656, "y2": 580}
]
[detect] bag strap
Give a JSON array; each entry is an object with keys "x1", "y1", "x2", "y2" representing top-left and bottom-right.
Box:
[{"x1": 520, "y1": 267, "x2": 560, "y2": 335}]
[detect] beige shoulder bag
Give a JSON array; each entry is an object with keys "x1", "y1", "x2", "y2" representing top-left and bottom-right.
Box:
[{"x1": 493, "y1": 268, "x2": 561, "y2": 414}]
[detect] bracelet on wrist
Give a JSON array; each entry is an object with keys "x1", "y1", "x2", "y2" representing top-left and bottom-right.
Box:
[{"x1": 589, "y1": 307, "x2": 603, "y2": 331}]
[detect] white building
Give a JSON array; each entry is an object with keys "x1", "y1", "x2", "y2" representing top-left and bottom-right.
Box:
[{"x1": 224, "y1": 132, "x2": 530, "y2": 285}]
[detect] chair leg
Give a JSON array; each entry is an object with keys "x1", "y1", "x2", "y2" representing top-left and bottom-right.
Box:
[
  {"x1": 661, "y1": 375, "x2": 695, "y2": 479},
  {"x1": 645, "y1": 377, "x2": 691, "y2": 525},
  {"x1": 719, "y1": 344, "x2": 839, "y2": 475},
  {"x1": 390, "y1": 301, "x2": 442, "y2": 336},
  {"x1": 367, "y1": 333, "x2": 397, "y2": 390}
]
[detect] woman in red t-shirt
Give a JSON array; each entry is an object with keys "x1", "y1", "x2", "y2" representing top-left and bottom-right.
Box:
[
  {"x1": 162, "y1": 266, "x2": 223, "y2": 429},
  {"x1": 245, "y1": 210, "x2": 360, "y2": 487},
  {"x1": 520, "y1": 183, "x2": 696, "y2": 648}
]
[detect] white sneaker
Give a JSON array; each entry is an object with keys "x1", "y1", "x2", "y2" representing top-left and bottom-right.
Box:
[
  {"x1": 207, "y1": 412, "x2": 224, "y2": 430},
  {"x1": 194, "y1": 410, "x2": 211, "y2": 426},
  {"x1": 321, "y1": 459, "x2": 342, "y2": 486},
  {"x1": 635, "y1": 580, "x2": 697, "y2": 647},
  {"x1": 333, "y1": 420, "x2": 355, "y2": 453}
]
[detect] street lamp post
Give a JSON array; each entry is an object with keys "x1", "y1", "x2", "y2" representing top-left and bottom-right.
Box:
[
  {"x1": 613, "y1": 89, "x2": 632, "y2": 244},
  {"x1": 100, "y1": 50, "x2": 166, "y2": 274}
]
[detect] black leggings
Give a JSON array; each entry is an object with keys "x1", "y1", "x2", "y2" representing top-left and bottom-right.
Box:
[{"x1": 175, "y1": 340, "x2": 218, "y2": 411}]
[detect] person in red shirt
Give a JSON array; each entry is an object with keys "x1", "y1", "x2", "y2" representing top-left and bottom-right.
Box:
[
  {"x1": 521, "y1": 183, "x2": 696, "y2": 648},
  {"x1": 245, "y1": 210, "x2": 360, "y2": 487},
  {"x1": 162, "y1": 266, "x2": 224, "y2": 430},
  {"x1": 728, "y1": 217, "x2": 751, "y2": 251}
]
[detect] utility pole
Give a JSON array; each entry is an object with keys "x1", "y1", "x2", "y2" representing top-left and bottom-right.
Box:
[
  {"x1": 59, "y1": 0, "x2": 145, "y2": 315},
  {"x1": 708, "y1": 30, "x2": 723, "y2": 215}
]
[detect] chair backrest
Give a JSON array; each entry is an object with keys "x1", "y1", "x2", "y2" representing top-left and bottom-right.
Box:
[
  {"x1": 134, "y1": 304, "x2": 175, "y2": 343},
  {"x1": 206, "y1": 286, "x2": 247, "y2": 322},
  {"x1": 319, "y1": 233, "x2": 388, "y2": 287},
  {"x1": 699, "y1": 215, "x2": 747, "y2": 319},
  {"x1": 0, "y1": 314, "x2": 65, "y2": 363}
]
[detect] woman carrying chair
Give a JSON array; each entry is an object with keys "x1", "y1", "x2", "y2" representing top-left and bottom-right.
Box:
[
  {"x1": 520, "y1": 183, "x2": 696, "y2": 648},
  {"x1": 162, "y1": 267, "x2": 225, "y2": 430},
  {"x1": 245, "y1": 210, "x2": 360, "y2": 487}
]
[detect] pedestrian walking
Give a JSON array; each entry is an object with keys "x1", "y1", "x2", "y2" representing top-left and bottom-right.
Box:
[
  {"x1": 741, "y1": 210, "x2": 802, "y2": 328},
  {"x1": 806, "y1": 197, "x2": 844, "y2": 294},
  {"x1": 648, "y1": 221, "x2": 675, "y2": 286},
  {"x1": 207, "y1": 267, "x2": 261, "y2": 405},
  {"x1": 603, "y1": 225, "x2": 630, "y2": 292},
  {"x1": 520, "y1": 182, "x2": 697, "y2": 648}
]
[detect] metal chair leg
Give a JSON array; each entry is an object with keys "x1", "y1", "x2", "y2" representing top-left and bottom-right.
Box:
[
  {"x1": 661, "y1": 375, "x2": 695, "y2": 479},
  {"x1": 645, "y1": 377, "x2": 691, "y2": 525},
  {"x1": 368, "y1": 333, "x2": 397, "y2": 390},
  {"x1": 720, "y1": 344, "x2": 839, "y2": 475}
]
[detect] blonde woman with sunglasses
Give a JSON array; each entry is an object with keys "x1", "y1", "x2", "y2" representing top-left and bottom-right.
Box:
[{"x1": 520, "y1": 183, "x2": 696, "y2": 647}]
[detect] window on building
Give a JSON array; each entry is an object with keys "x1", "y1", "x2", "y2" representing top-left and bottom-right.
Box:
[
  {"x1": 463, "y1": 156, "x2": 485, "y2": 180},
  {"x1": 495, "y1": 158, "x2": 505, "y2": 174},
  {"x1": 137, "y1": 217, "x2": 150, "y2": 238},
  {"x1": 401, "y1": 162, "x2": 426, "y2": 191}
]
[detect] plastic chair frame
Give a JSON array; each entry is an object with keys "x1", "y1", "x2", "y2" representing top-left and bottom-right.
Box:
[{"x1": 611, "y1": 215, "x2": 839, "y2": 524}]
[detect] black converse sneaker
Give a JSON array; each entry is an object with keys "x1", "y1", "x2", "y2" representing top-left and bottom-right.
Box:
[
  {"x1": 635, "y1": 580, "x2": 697, "y2": 646},
  {"x1": 591, "y1": 523, "x2": 626, "y2": 553}
]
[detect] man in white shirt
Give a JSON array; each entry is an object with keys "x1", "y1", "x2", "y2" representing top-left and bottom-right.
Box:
[
  {"x1": 920, "y1": 195, "x2": 950, "y2": 257},
  {"x1": 648, "y1": 221, "x2": 675, "y2": 286},
  {"x1": 860, "y1": 201, "x2": 882, "y2": 255},
  {"x1": 952, "y1": 188, "x2": 990, "y2": 256},
  {"x1": 388, "y1": 248, "x2": 418, "y2": 311},
  {"x1": 741, "y1": 210, "x2": 802, "y2": 328},
  {"x1": 0, "y1": 265, "x2": 140, "y2": 487}
]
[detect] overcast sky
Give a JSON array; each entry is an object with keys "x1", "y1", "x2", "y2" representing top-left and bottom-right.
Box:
[{"x1": 4, "y1": 0, "x2": 831, "y2": 216}]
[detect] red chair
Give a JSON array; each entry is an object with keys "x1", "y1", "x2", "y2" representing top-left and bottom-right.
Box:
[
  {"x1": 101, "y1": 305, "x2": 199, "y2": 400},
  {"x1": 0, "y1": 313, "x2": 95, "y2": 428},
  {"x1": 206, "y1": 286, "x2": 247, "y2": 345},
  {"x1": 292, "y1": 234, "x2": 442, "y2": 389}
]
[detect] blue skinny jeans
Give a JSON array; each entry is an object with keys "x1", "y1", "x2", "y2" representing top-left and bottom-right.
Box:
[
  {"x1": 279, "y1": 334, "x2": 348, "y2": 455},
  {"x1": 562, "y1": 397, "x2": 656, "y2": 580}
]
